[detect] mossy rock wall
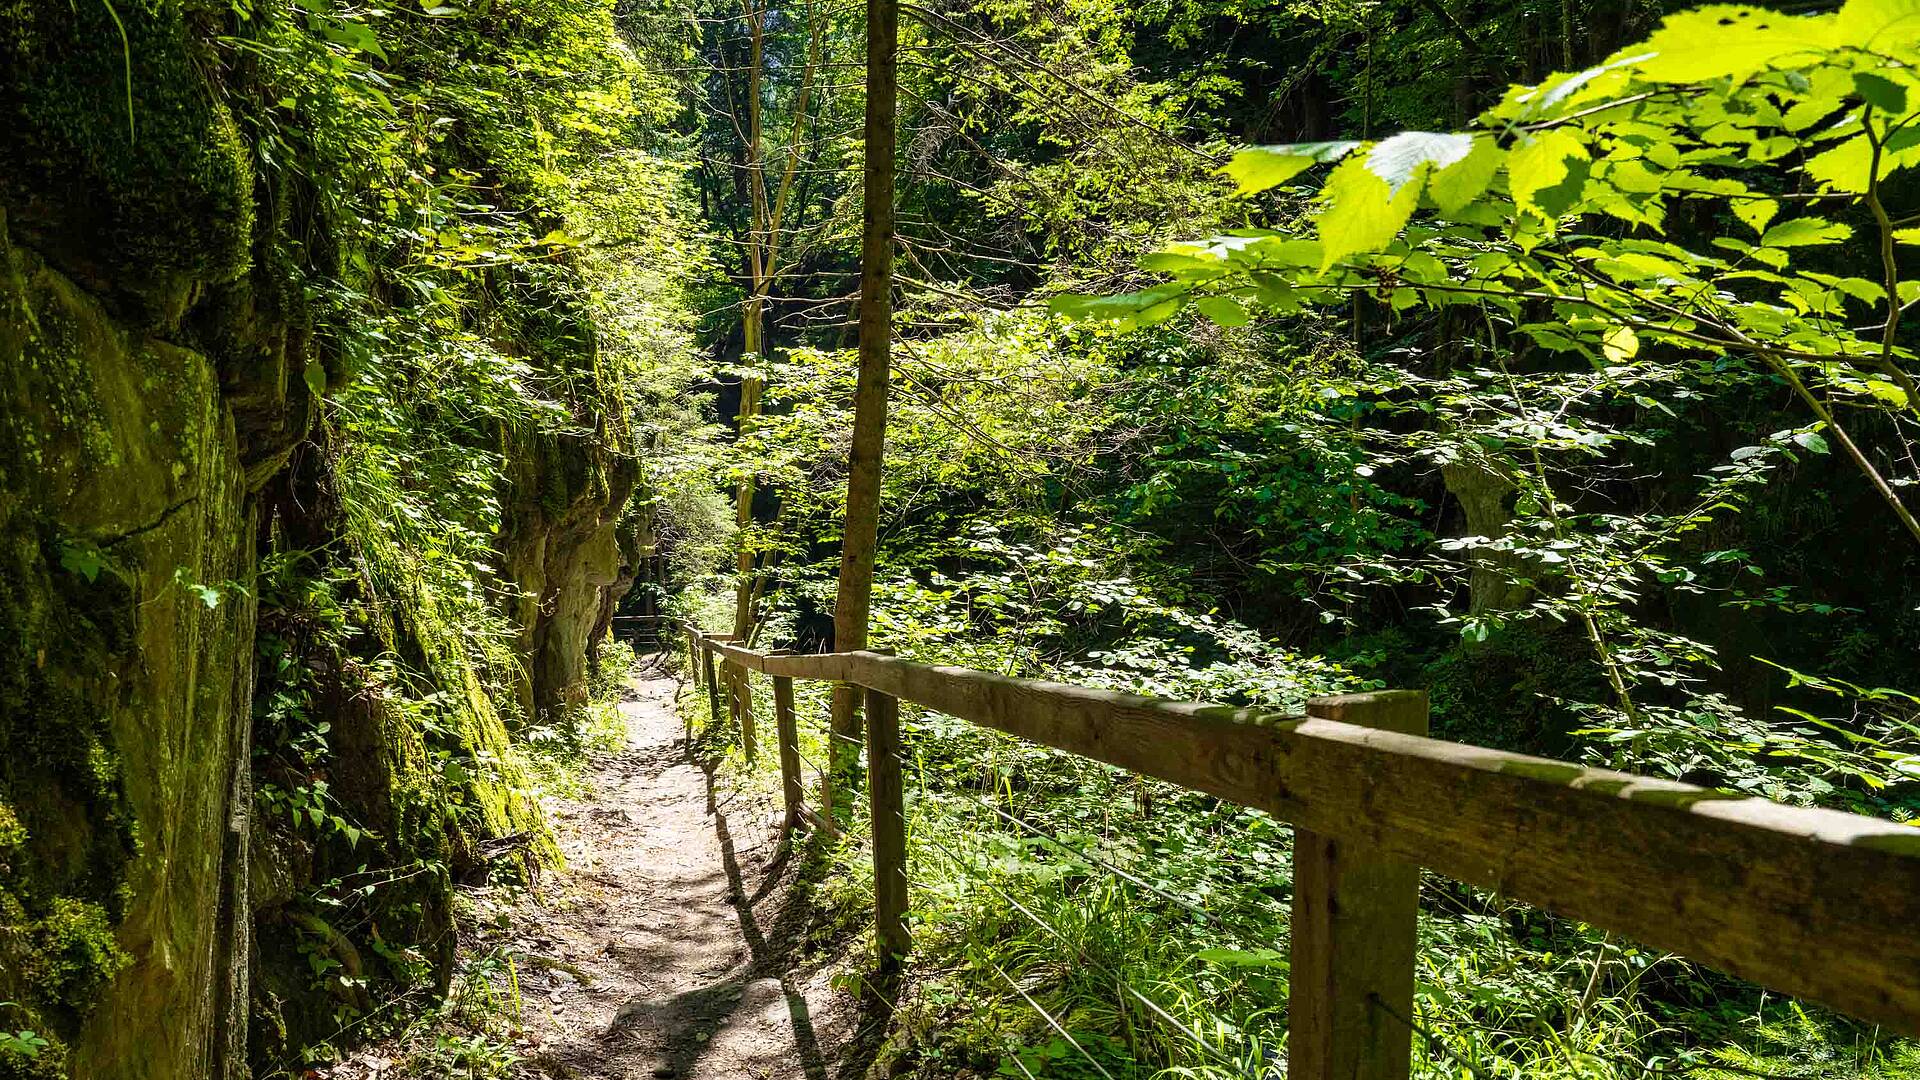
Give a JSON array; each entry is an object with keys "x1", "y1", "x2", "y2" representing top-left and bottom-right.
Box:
[
  {"x1": 1, "y1": 3, "x2": 648, "y2": 1072},
  {"x1": 0, "y1": 232, "x2": 252, "y2": 1080},
  {"x1": 499, "y1": 427, "x2": 639, "y2": 723}
]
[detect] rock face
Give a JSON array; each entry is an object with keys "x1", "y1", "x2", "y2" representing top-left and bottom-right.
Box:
[
  {"x1": 500, "y1": 429, "x2": 640, "y2": 724},
  {"x1": 0, "y1": 1, "x2": 304, "y2": 1069},
  {"x1": 0, "y1": 4, "x2": 640, "y2": 1075},
  {"x1": 0, "y1": 232, "x2": 256, "y2": 1079}
]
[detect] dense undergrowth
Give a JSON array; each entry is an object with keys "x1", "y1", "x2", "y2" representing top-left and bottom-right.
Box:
[{"x1": 671, "y1": 0, "x2": 1920, "y2": 1075}]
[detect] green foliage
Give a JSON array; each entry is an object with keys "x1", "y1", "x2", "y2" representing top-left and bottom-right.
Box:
[
  {"x1": 1076, "y1": 0, "x2": 1920, "y2": 818},
  {"x1": 707, "y1": 0, "x2": 1920, "y2": 1076}
]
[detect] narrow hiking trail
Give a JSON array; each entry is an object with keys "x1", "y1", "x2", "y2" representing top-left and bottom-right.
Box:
[{"x1": 477, "y1": 663, "x2": 868, "y2": 1080}]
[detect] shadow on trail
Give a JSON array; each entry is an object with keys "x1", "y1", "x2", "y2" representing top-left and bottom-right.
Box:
[
  {"x1": 586, "y1": 654, "x2": 889, "y2": 1080},
  {"x1": 696, "y1": 746, "x2": 891, "y2": 1080}
]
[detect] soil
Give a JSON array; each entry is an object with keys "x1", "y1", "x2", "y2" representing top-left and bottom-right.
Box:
[{"x1": 326, "y1": 658, "x2": 886, "y2": 1080}]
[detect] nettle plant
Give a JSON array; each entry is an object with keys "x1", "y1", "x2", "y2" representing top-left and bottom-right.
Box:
[{"x1": 1060, "y1": 0, "x2": 1920, "y2": 806}]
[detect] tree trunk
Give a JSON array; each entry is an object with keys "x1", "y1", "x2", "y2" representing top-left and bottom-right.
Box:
[
  {"x1": 826, "y1": 0, "x2": 898, "y2": 812},
  {"x1": 1441, "y1": 459, "x2": 1531, "y2": 619},
  {"x1": 733, "y1": 0, "x2": 769, "y2": 640}
]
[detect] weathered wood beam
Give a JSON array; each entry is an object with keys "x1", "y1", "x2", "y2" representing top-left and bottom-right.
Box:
[
  {"x1": 677, "y1": 632, "x2": 1920, "y2": 1031},
  {"x1": 868, "y1": 688, "x2": 909, "y2": 968},
  {"x1": 1290, "y1": 691, "x2": 1427, "y2": 1080}
]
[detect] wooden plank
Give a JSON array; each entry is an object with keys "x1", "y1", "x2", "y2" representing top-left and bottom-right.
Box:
[
  {"x1": 867, "y1": 688, "x2": 909, "y2": 967},
  {"x1": 1289, "y1": 691, "x2": 1426, "y2": 1080},
  {"x1": 707, "y1": 636, "x2": 773, "y2": 673},
  {"x1": 823, "y1": 651, "x2": 1920, "y2": 1033},
  {"x1": 774, "y1": 675, "x2": 802, "y2": 834}
]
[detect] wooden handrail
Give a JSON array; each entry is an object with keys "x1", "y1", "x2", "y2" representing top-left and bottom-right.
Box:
[{"x1": 678, "y1": 623, "x2": 1920, "y2": 1049}]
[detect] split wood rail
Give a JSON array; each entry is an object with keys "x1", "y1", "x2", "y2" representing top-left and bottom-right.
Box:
[{"x1": 681, "y1": 624, "x2": 1920, "y2": 1079}]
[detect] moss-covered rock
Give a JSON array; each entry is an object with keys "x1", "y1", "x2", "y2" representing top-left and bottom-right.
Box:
[
  {"x1": 499, "y1": 425, "x2": 639, "y2": 724},
  {"x1": 0, "y1": 224, "x2": 253, "y2": 1080},
  {"x1": 0, "y1": 0, "x2": 254, "y2": 324}
]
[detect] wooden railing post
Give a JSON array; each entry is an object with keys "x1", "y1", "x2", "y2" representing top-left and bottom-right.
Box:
[
  {"x1": 1288, "y1": 690, "x2": 1428, "y2": 1080},
  {"x1": 736, "y1": 663, "x2": 758, "y2": 761},
  {"x1": 683, "y1": 628, "x2": 698, "y2": 744},
  {"x1": 774, "y1": 674, "x2": 801, "y2": 834},
  {"x1": 702, "y1": 642, "x2": 721, "y2": 726},
  {"x1": 866, "y1": 688, "x2": 908, "y2": 968}
]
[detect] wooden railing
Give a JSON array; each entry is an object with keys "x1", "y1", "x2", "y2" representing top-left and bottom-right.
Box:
[{"x1": 681, "y1": 624, "x2": 1920, "y2": 1079}]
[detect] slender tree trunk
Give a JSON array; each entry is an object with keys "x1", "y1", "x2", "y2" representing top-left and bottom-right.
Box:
[
  {"x1": 729, "y1": 0, "x2": 825, "y2": 641},
  {"x1": 733, "y1": 0, "x2": 769, "y2": 640},
  {"x1": 733, "y1": 305, "x2": 765, "y2": 638},
  {"x1": 825, "y1": 0, "x2": 898, "y2": 814}
]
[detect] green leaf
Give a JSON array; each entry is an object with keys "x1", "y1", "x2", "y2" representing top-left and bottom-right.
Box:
[
  {"x1": 1137, "y1": 297, "x2": 1184, "y2": 326},
  {"x1": 1507, "y1": 128, "x2": 1590, "y2": 217},
  {"x1": 317, "y1": 18, "x2": 388, "y2": 60},
  {"x1": 1194, "y1": 296, "x2": 1251, "y2": 327},
  {"x1": 57, "y1": 540, "x2": 105, "y2": 583},
  {"x1": 1428, "y1": 136, "x2": 1504, "y2": 214},
  {"x1": 1139, "y1": 251, "x2": 1218, "y2": 272},
  {"x1": 1863, "y1": 378, "x2": 1910, "y2": 406},
  {"x1": 1793, "y1": 430, "x2": 1832, "y2": 454},
  {"x1": 1633, "y1": 6, "x2": 1827, "y2": 83},
  {"x1": 1855, "y1": 72, "x2": 1909, "y2": 114},
  {"x1": 1316, "y1": 155, "x2": 1421, "y2": 268},
  {"x1": 1834, "y1": 0, "x2": 1920, "y2": 51},
  {"x1": 1761, "y1": 217, "x2": 1851, "y2": 246},
  {"x1": 1805, "y1": 129, "x2": 1920, "y2": 192},
  {"x1": 1222, "y1": 142, "x2": 1360, "y2": 195},
  {"x1": 1365, "y1": 131, "x2": 1475, "y2": 196},
  {"x1": 1603, "y1": 324, "x2": 1640, "y2": 362},
  {"x1": 302, "y1": 358, "x2": 327, "y2": 400},
  {"x1": 1250, "y1": 272, "x2": 1302, "y2": 311},
  {"x1": 1733, "y1": 197, "x2": 1779, "y2": 237},
  {"x1": 1050, "y1": 284, "x2": 1188, "y2": 322},
  {"x1": 1195, "y1": 947, "x2": 1288, "y2": 968}
]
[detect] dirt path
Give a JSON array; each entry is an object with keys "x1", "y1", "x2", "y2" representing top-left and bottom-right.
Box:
[{"x1": 504, "y1": 663, "x2": 867, "y2": 1080}]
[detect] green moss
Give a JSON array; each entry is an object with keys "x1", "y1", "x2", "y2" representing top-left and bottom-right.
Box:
[
  {"x1": 0, "y1": 529, "x2": 140, "y2": 1079},
  {"x1": 25, "y1": 901, "x2": 128, "y2": 1009},
  {"x1": 0, "y1": 0, "x2": 254, "y2": 315}
]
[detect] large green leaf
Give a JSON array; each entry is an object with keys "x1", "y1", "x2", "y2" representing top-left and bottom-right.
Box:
[
  {"x1": 1429, "y1": 136, "x2": 1504, "y2": 214},
  {"x1": 1805, "y1": 128, "x2": 1920, "y2": 192},
  {"x1": 1835, "y1": 0, "x2": 1920, "y2": 52},
  {"x1": 1317, "y1": 156, "x2": 1421, "y2": 268},
  {"x1": 1633, "y1": 5, "x2": 1827, "y2": 82},
  {"x1": 1507, "y1": 129, "x2": 1589, "y2": 216},
  {"x1": 1223, "y1": 142, "x2": 1361, "y2": 195},
  {"x1": 1761, "y1": 217, "x2": 1852, "y2": 247},
  {"x1": 1195, "y1": 296, "x2": 1251, "y2": 326},
  {"x1": 1366, "y1": 131, "x2": 1475, "y2": 196}
]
